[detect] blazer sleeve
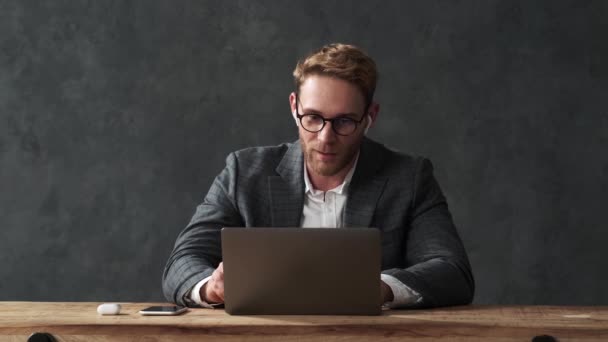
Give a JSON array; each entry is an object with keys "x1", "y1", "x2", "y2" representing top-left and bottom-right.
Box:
[
  {"x1": 382, "y1": 158, "x2": 475, "y2": 308},
  {"x1": 162, "y1": 152, "x2": 244, "y2": 306}
]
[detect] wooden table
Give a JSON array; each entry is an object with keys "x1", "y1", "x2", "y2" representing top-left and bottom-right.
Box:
[{"x1": 0, "y1": 302, "x2": 607, "y2": 341}]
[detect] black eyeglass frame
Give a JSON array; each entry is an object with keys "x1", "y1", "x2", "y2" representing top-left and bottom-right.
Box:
[{"x1": 295, "y1": 93, "x2": 370, "y2": 136}]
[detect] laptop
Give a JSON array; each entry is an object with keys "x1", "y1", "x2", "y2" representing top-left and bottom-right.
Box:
[{"x1": 221, "y1": 227, "x2": 382, "y2": 315}]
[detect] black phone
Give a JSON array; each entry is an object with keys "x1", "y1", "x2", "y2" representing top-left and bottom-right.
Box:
[{"x1": 139, "y1": 305, "x2": 188, "y2": 316}]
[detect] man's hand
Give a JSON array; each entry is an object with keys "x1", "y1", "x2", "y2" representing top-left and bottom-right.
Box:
[
  {"x1": 201, "y1": 262, "x2": 225, "y2": 304},
  {"x1": 381, "y1": 280, "x2": 394, "y2": 304}
]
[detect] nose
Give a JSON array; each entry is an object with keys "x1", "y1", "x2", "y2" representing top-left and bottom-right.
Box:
[{"x1": 317, "y1": 121, "x2": 338, "y2": 143}]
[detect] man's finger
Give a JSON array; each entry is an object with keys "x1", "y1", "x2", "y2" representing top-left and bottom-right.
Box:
[
  {"x1": 211, "y1": 268, "x2": 220, "y2": 282},
  {"x1": 217, "y1": 262, "x2": 224, "y2": 280},
  {"x1": 216, "y1": 281, "x2": 225, "y2": 301},
  {"x1": 211, "y1": 275, "x2": 224, "y2": 301}
]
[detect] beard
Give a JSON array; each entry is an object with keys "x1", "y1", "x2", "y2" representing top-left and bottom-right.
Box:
[{"x1": 301, "y1": 137, "x2": 362, "y2": 177}]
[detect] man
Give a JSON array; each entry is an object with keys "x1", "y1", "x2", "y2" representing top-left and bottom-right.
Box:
[{"x1": 163, "y1": 43, "x2": 474, "y2": 309}]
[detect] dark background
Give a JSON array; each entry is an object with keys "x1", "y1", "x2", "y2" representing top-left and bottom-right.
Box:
[{"x1": 1, "y1": 1, "x2": 606, "y2": 304}]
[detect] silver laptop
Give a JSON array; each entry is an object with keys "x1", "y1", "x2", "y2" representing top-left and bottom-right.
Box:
[{"x1": 221, "y1": 227, "x2": 381, "y2": 315}]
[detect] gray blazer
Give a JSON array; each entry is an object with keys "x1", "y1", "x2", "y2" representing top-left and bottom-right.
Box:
[{"x1": 162, "y1": 138, "x2": 474, "y2": 308}]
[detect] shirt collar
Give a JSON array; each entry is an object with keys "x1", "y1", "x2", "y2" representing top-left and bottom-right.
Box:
[{"x1": 304, "y1": 152, "x2": 360, "y2": 196}]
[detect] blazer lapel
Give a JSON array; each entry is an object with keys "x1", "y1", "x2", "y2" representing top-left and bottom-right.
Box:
[
  {"x1": 344, "y1": 138, "x2": 388, "y2": 228},
  {"x1": 269, "y1": 141, "x2": 305, "y2": 227}
]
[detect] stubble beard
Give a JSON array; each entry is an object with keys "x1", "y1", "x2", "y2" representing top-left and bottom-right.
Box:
[{"x1": 301, "y1": 138, "x2": 362, "y2": 177}]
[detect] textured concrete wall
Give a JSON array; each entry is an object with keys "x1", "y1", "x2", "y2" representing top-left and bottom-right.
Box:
[{"x1": 1, "y1": 1, "x2": 606, "y2": 304}]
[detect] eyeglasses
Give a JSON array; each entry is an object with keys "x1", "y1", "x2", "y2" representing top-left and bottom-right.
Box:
[{"x1": 295, "y1": 94, "x2": 367, "y2": 136}]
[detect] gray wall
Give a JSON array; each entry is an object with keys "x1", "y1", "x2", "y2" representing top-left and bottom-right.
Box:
[{"x1": 1, "y1": 1, "x2": 606, "y2": 304}]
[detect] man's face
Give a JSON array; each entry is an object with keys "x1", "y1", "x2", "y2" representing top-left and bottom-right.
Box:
[{"x1": 290, "y1": 75, "x2": 370, "y2": 178}]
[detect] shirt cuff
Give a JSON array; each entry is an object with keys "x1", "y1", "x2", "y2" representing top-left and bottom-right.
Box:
[
  {"x1": 381, "y1": 274, "x2": 423, "y2": 309},
  {"x1": 185, "y1": 276, "x2": 223, "y2": 309}
]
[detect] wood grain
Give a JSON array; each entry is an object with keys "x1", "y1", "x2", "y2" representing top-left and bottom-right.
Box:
[{"x1": 0, "y1": 302, "x2": 607, "y2": 341}]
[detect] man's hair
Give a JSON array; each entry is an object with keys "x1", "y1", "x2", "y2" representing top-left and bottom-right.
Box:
[{"x1": 293, "y1": 43, "x2": 378, "y2": 107}]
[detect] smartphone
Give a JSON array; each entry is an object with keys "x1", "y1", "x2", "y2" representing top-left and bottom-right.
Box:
[{"x1": 139, "y1": 305, "x2": 188, "y2": 316}]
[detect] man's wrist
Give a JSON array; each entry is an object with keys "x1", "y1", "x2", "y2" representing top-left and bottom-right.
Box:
[
  {"x1": 199, "y1": 282, "x2": 210, "y2": 303},
  {"x1": 381, "y1": 281, "x2": 394, "y2": 302},
  {"x1": 190, "y1": 276, "x2": 212, "y2": 306},
  {"x1": 381, "y1": 273, "x2": 423, "y2": 308},
  {"x1": 200, "y1": 281, "x2": 222, "y2": 304}
]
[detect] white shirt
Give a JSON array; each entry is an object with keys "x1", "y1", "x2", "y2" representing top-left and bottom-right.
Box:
[
  {"x1": 189, "y1": 155, "x2": 421, "y2": 308},
  {"x1": 299, "y1": 156, "x2": 355, "y2": 228}
]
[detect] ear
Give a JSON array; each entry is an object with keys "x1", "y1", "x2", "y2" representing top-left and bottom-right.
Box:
[
  {"x1": 289, "y1": 92, "x2": 299, "y2": 126},
  {"x1": 289, "y1": 92, "x2": 297, "y2": 113},
  {"x1": 363, "y1": 115, "x2": 372, "y2": 135},
  {"x1": 367, "y1": 101, "x2": 380, "y2": 123},
  {"x1": 364, "y1": 102, "x2": 380, "y2": 134}
]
